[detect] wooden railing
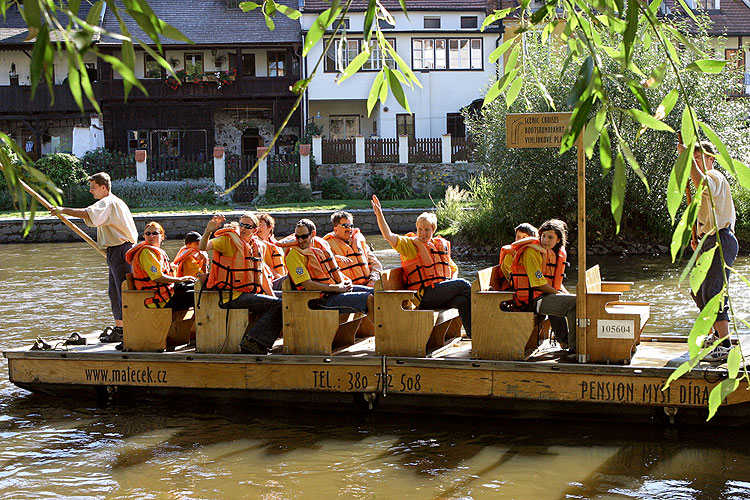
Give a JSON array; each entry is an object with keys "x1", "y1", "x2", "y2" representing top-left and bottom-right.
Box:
[
  {"x1": 451, "y1": 137, "x2": 476, "y2": 162},
  {"x1": 98, "y1": 76, "x2": 297, "y2": 101},
  {"x1": 409, "y1": 138, "x2": 442, "y2": 163},
  {"x1": 322, "y1": 139, "x2": 356, "y2": 164},
  {"x1": 365, "y1": 138, "x2": 399, "y2": 163},
  {"x1": 0, "y1": 84, "x2": 97, "y2": 114},
  {"x1": 268, "y1": 153, "x2": 299, "y2": 183},
  {"x1": 148, "y1": 154, "x2": 212, "y2": 181},
  {"x1": 82, "y1": 155, "x2": 134, "y2": 180}
]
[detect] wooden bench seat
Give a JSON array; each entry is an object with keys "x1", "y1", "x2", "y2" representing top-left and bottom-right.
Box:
[
  {"x1": 121, "y1": 274, "x2": 194, "y2": 352},
  {"x1": 194, "y1": 281, "x2": 260, "y2": 354},
  {"x1": 584, "y1": 265, "x2": 651, "y2": 364},
  {"x1": 470, "y1": 266, "x2": 545, "y2": 360},
  {"x1": 374, "y1": 268, "x2": 462, "y2": 357},
  {"x1": 281, "y1": 278, "x2": 369, "y2": 355}
]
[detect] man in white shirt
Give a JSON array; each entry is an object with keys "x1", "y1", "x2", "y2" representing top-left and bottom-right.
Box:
[
  {"x1": 678, "y1": 141, "x2": 738, "y2": 362},
  {"x1": 51, "y1": 172, "x2": 138, "y2": 342}
]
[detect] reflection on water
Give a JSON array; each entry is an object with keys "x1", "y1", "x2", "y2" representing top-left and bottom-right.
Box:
[{"x1": 1, "y1": 239, "x2": 750, "y2": 499}]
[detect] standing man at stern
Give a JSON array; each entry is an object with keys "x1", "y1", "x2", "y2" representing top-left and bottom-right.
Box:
[{"x1": 50, "y1": 172, "x2": 138, "y2": 343}]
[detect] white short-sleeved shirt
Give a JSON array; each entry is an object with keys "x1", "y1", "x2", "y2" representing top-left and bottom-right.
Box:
[
  {"x1": 83, "y1": 193, "x2": 138, "y2": 248},
  {"x1": 697, "y1": 169, "x2": 736, "y2": 237}
]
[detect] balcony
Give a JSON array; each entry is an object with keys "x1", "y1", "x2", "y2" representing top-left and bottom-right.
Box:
[
  {"x1": 0, "y1": 84, "x2": 97, "y2": 115},
  {"x1": 98, "y1": 75, "x2": 298, "y2": 102}
]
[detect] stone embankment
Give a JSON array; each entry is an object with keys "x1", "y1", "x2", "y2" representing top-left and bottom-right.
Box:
[{"x1": 0, "y1": 208, "x2": 430, "y2": 244}]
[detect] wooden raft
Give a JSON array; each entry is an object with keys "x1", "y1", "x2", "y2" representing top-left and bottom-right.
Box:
[
  {"x1": 194, "y1": 281, "x2": 256, "y2": 354},
  {"x1": 121, "y1": 274, "x2": 194, "y2": 352},
  {"x1": 374, "y1": 268, "x2": 462, "y2": 357},
  {"x1": 584, "y1": 265, "x2": 651, "y2": 364},
  {"x1": 281, "y1": 278, "x2": 369, "y2": 355},
  {"x1": 470, "y1": 266, "x2": 544, "y2": 361}
]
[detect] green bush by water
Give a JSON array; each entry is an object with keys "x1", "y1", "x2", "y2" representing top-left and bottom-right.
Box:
[
  {"x1": 256, "y1": 184, "x2": 313, "y2": 205},
  {"x1": 368, "y1": 174, "x2": 415, "y2": 200}
]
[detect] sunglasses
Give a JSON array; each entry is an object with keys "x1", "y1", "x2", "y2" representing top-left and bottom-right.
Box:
[
  {"x1": 295, "y1": 233, "x2": 311, "y2": 240},
  {"x1": 144, "y1": 231, "x2": 162, "y2": 236},
  {"x1": 339, "y1": 223, "x2": 353, "y2": 229},
  {"x1": 239, "y1": 222, "x2": 257, "y2": 229}
]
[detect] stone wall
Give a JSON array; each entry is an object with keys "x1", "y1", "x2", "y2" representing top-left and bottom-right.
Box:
[
  {"x1": 213, "y1": 112, "x2": 275, "y2": 156},
  {"x1": 0, "y1": 208, "x2": 431, "y2": 244},
  {"x1": 316, "y1": 162, "x2": 482, "y2": 195}
]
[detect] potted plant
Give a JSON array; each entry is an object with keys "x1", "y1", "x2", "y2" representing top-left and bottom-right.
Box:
[{"x1": 213, "y1": 55, "x2": 226, "y2": 68}]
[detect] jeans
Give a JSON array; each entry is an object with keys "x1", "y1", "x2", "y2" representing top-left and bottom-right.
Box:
[
  {"x1": 691, "y1": 228, "x2": 738, "y2": 322},
  {"x1": 419, "y1": 278, "x2": 472, "y2": 336},
  {"x1": 219, "y1": 292, "x2": 283, "y2": 349},
  {"x1": 107, "y1": 242, "x2": 132, "y2": 322},
  {"x1": 319, "y1": 285, "x2": 373, "y2": 314},
  {"x1": 536, "y1": 293, "x2": 577, "y2": 350}
]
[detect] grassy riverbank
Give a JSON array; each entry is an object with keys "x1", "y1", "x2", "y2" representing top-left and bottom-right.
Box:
[{"x1": 0, "y1": 199, "x2": 434, "y2": 219}]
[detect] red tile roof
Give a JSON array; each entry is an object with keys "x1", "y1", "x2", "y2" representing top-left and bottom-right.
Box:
[{"x1": 665, "y1": 0, "x2": 750, "y2": 36}]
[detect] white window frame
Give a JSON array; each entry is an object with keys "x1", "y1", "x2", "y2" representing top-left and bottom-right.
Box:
[{"x1": 413, "y1": 38, "x2": 482, "y2": 70}]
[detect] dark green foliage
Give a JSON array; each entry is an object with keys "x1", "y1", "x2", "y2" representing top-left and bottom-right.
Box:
[
  {"x1": 368, "y1": 174, "x2": 414, "y2": 200},
  {"x1": 260, "y1": 184, "x2": 313, "y2": 204},
  {"x1": 34, "y1": 153, "x2": 90, "y2": 207},
  {"x1": 319, "y1": 176, "x2": 353, "y2": 200},
  {"x1": 81, "y1": 148, "x2": 135, "y2": 180}
]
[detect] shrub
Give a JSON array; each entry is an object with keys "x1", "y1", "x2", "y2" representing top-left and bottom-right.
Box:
[
  {"x1": 34, "y1": 153, "x2": 91, "y2": 207},
  {"x1": 256, "y1": 184, "x2": 313, "y2": 204},
  {"x1": 112, "y1": 178, "x2": 232, "y2": 208},
  {"x1": 319, "y1": 176, "x2": 352, "y2": 199},
  {"x1": 368, "y1": 174, "x2": 415, "y2": 200}
]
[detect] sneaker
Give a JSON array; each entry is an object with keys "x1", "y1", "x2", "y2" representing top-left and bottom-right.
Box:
[
  {"x1": 100, "y1": 326, "x2": 123, "y2": 343},
  {"x1": 701, "y1": 333, "x2": 718, "y2": 349},
  {"x1": 704, "y1": 345, "x2": 731, "y2": 363},
  {"x1": 239, "y1": 338, "x2": 268, "y2": 355}
]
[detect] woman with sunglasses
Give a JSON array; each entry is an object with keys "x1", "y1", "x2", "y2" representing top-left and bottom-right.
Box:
[
  {"x1": 199, "y1": 213, "x2": 282, "y2": 355},
  {"x1": 125, "y1": 221, "x2": 196, "y2": 311}
]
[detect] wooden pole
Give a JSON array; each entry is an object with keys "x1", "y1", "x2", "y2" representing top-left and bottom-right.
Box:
[
  {"x1": 576, "y1": 132, "x2": 587, "y2": 364},
  {"x1": 10, "y1": 173, "x2": 107, "y2": 258},
  {"x1": 677, "y1": 132, "x2": 698, "y2": 247}
]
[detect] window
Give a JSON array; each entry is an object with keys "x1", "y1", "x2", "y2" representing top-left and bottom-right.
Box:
[
  {"x1": 242, "y1": 53, "x2": 256, "y2": 77},
  {"x1": 329, "y1": 115, "x2": 360, "y2": 139},
  {"x1": 144, "y1": 55, "x2": 163, "y2": 79},
  {"x1": 127, "y1": 130, "x2": 148, "y2": 154},
  {"x1": 448, "y1": 39, "x2": 483, "y2": 69},
  {"x1": 447, "y1": 113, "x2": 466, "y2": 138},
  {"x1": 424, "y1": 17, "x2": 441, "y2": 29},
  {"x1": 412, "y1": 39, "x2": 446, "y2": 70},
  {"x1": 413, "y1": 38, "x2": 482, "y2": 70},
  {"x1": 325, "y1": 39, "x2": 396, "y2": 72},
  {"x1": 725, "y1": 48, "x2": 746, "y2": 90},
  {"x1": 378, "y1": 18, "x2": 394, "y2": 29},
  {"x1": 184, "y1": 53, "x2": 203, "y2": 76},
  {"x1": 156, "y1": 130, "x2": 180, "y2": 156},
  {"x1": 692, "y1": 0, "x2": 717, "y2": 9},
  {"x1": 85, "y1": 62, "x2": 98, "y2": 82},
  {"x1": 460, "y1": 16, "x2": 478, "y2": 29},
  {"x1": 267, "y1": 51, "x2": 286, "y2": 77},
  {"x1": 397, "y1": 114, "x2": 415, "y2": 139}
]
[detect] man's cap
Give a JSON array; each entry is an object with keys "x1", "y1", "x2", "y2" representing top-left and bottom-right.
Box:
[{"x1": 185, "y1": 231, "x2": 202, "y2": 244}]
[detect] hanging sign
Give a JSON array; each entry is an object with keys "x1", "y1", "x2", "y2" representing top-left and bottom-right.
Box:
[{"x1": 506, "y1": 112, "x2": 572, "y2": 149}]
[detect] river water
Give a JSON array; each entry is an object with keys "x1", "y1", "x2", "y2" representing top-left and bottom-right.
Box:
[{"x1": 1, "y1": 238, "x2": 750, "y2": 499}]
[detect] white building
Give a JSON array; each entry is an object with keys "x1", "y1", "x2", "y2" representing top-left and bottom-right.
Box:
[{"x1": 301, "y1": 0, "x2": 503, "y2": 140}]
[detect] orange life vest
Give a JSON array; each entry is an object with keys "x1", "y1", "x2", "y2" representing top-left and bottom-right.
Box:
[
  {"x1": 287, "y1": 237, "x2": 341, "y2": 290},
  {"x1": 264, "y1": 236, "x2": 287, "y2": 276},
  {"x1": 324, "y1": 228, "x2": 371, "y2": 285},
  {"x1": 509, "y1": 237, "x2": 566, "y2": 309},
  {"x1": 173, "y1": 245, "x2": 207, "y2": 277},
  {"x1": 125, "y1": 241, "x2": 175, "y2": 308},
  {"x1": 400, "y1": 233, "x2": 453, "y2": 290},
  {"x1": 206, "y1": 227, "x2": 273, "y2": 296}
]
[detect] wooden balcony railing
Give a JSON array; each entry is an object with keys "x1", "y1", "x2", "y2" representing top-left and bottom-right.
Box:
[
  {"x1": 0, "y1": 84, "x2": 97, "y2": 114},
  {"x1": 98, "y1": 76, "x2": 298, "y2": 101}
]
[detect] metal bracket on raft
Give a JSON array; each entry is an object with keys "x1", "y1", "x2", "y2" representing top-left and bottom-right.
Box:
[{"x1": 577, "y1": 318, "x2": 590, "y2": 328}]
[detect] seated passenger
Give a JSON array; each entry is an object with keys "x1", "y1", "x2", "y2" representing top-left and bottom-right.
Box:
[
  {"x1": 285, "y1": 218, "x2": 374, "y2": 315},
  {"x1": 173, "y1": 231, "x2": 208, "y2": 278},
  {"x1": 510, "y1": 219, "x2": 576, "y2": 351},
  {"x1": 497, "y1": 223, "x2": 538, "y2": 290},
  {"x1": 125, "y1": 221, "x2": 196, "y2": 311},
  {"x1": 371, "y1": 195, "x2": 472, "y2": 338},
  {"x1": 256, "y1": 213, "x2": 288, "y2": 284},
  {"x1": 199, "y1": 213, "x2": 281, "y2": 355},
  {"x1": 324, "y1": 210, "x2": 383, "y2": 287}
]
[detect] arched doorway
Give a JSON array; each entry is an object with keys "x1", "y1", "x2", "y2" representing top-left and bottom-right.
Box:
[{"x1": 241, "y1": 127, "x2": 263, "y2": 156}]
